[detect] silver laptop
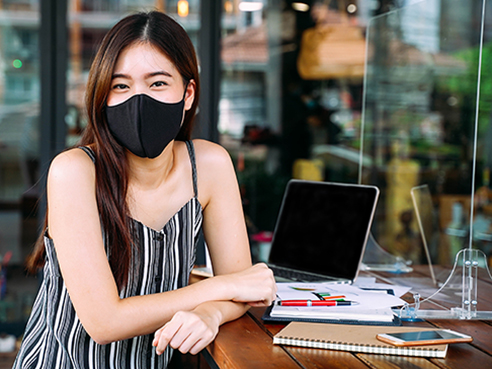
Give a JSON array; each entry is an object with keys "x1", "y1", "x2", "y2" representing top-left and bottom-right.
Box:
[{"x1": 267, "y1": 180, "x2": 379, "y2": 283}]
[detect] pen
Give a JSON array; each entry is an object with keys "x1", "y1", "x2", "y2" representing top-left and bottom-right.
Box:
[
  {"x1": 313, "y1": 293, "x2": 346, "y2": 300},
  {"x1": 321, "y1": 295, "x2": 346, "y2": 300},
  {"x1": 279, "y1": 300, "x2": 358, "y2": 306}
]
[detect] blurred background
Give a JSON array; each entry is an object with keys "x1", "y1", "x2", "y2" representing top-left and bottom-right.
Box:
[{"x1": 1, "y1": 0, "x2": 492, "y2": 342}]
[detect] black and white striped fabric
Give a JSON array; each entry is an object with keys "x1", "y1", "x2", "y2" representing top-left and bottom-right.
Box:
[{"x1": 14, "y1": 141, "x2": 203, "y2": 368}]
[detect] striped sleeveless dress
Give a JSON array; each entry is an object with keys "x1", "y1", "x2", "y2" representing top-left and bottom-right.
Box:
[{"x1": 13, "y1": 141, "x2": 203, "y2": 369}]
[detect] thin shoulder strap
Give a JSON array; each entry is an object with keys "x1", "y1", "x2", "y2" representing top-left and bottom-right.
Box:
[
  {"x1": 185, "y1": 140, "x2": 198, "y2": 197},
  {"x1": 78, "y1": 146, "x2": 96, "y2": 163}
]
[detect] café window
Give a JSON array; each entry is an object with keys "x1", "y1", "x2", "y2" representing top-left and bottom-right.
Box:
[{"x1": 218, "y1": 0, "x2": 492, "y2": 269}]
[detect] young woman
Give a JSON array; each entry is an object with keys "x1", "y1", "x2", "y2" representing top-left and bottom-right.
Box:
[{"x1": 13, "y1": 11, "x2": 276, "y2": 369}]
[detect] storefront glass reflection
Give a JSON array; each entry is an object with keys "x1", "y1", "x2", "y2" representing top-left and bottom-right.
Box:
[
  {"x1": 0, "y1": 1, "x2": 40, "y2": 266},
  {"x1": 218, "y1": 0, "x2": 492, "y2": 268}
]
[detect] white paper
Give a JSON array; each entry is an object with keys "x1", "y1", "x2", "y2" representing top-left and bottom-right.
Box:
[
  {"x1": 275, "y1": 282, "x2": 406, "y2": 309},
  {"x1": 270, "y1": 304, "x2": 396, "y2": 322},
  {"x1": 353, "y1": 281, "x2": 412, "y2": 298}
]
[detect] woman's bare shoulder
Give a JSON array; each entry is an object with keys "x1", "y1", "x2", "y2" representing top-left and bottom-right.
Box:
[
  {"x1": 191, "y1": 139, "x2": 232, "y2": 167},
  {"x1": 48, "y1": 147, "x2": 96, "y2": 187},
  {"x1": 189, "y1": 140, "x2": 238, "y2": 205}
]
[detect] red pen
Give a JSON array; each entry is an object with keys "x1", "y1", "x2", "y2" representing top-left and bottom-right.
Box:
[{"x1": 279, "y1": 300, "x2": 357, "y2": 306}]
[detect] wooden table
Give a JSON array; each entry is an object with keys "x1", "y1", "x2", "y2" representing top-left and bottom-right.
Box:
[{"x1": 201, "y1": 266, "x2": 492, "y2": 369}]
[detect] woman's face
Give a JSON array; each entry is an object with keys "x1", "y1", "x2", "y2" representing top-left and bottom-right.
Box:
[{"x1": 107, "y1": 42, "x2": 194, "y2": 110}]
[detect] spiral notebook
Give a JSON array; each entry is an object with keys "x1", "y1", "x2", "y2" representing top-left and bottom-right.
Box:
[{"x1": 273, "y1": 322, "x2": 448, "y2": 358}]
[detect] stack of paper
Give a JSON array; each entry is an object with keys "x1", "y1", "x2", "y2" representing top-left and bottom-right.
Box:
[{"x1": 269, "y1": 282, "x2": 408, "y2": 324}]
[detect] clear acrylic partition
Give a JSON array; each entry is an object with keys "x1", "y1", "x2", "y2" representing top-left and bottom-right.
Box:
[{"x1": 360, "y1": 0, "x2": 492, "y2": 319}]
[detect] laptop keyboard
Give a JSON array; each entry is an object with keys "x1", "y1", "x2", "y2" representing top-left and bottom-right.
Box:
[{"x1": 269, "y1": 265, "x2": 338, "y2": 282}]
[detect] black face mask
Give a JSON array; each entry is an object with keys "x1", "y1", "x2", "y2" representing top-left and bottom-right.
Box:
[{"x1": 105, "y1": 93, "x2": 185, "y2": 159}]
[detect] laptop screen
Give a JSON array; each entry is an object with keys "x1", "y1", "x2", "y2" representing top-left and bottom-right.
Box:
[{"x1": 268, "y1": 180, "x2": 379, "y2": 281}]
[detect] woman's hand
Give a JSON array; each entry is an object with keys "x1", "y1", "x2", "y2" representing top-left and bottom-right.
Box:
[
  {"x1": 151, "y1": 264, "x2": 275, "y2": 355},
  {"x1": 152, "y1": 304, "x2": 220, "y2": 356},
  {"x1": 217, "y1": 263, "x2": 277, "y2": 307}
]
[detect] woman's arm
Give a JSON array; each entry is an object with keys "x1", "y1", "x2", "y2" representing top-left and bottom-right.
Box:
[
  {"x1": 152, "y1": 140, "x2": 277, "y2": 354},
  {"x1": 153, "y1": 299, "x2": 248, "y2": 355},
  {"x1": 48, "y1": 147, "x2": 275, "y2": 345}
]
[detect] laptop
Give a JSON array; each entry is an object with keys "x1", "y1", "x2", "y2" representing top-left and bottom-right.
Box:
[{"x1": 267, "y1": 180, "x2": 380, "y2": 284}]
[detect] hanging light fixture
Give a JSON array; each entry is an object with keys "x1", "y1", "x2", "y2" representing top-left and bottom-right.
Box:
[
  {"x1": 347, "y1": 4, "x2": 357, "y2": 13},
  {"x1": 292, "y1": 2, "x2": 310, "y2": 12},
  {"x1": 177, "y1": 0, "x2": 189, "y2": 17},
  {"x1": 224, "y1": 0, "x2": 233, "y2": 13},
  {"x1": 238, "y1": 2, "x2": 263, "y2": 12}
]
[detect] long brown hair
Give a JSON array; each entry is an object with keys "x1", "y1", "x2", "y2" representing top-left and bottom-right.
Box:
[{"x1": 26, "y1": 11, "x2": 201, "y2": 289}]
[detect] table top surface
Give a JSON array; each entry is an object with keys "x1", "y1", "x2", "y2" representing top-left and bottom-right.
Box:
[{"x1": 204, "y1": 265, "x2": 492, "y2": 369}]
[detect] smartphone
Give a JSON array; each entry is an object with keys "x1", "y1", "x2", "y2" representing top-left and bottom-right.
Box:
[{"x1": 376, "y1": 329, "x2": 473, "y2": 347}]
